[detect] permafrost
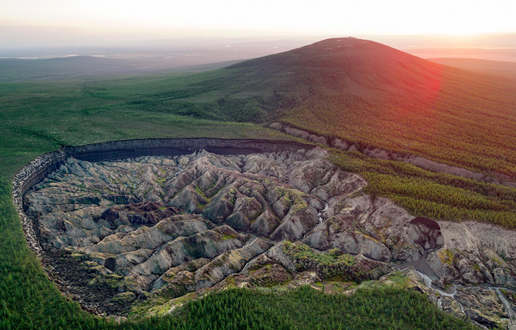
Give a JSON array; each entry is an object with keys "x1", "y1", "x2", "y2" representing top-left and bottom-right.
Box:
[{"x1": 12, "y1": 139, "x2": 516, "y2": 327}]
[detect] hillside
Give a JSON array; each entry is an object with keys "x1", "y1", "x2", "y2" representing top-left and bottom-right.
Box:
[
  {"x1": 122, "y1": 37, "x2": 516, "y2": 180},
  {"x1": 271, "y1": 39, "x2": 516, "y2": 179}
]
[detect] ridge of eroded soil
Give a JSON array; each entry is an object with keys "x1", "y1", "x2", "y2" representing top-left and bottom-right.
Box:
[{"x1": 23, "y1": 148, "x2": 516, "y2": 327}]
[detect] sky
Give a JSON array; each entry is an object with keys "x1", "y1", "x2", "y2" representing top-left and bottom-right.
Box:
[{"x1": 2, "y1": 0, "x2": 516, "y2": 48}]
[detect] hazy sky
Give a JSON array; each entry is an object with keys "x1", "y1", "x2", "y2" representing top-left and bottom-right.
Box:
[{"x1": 2, "y1": 0, "x2": 516, "y2": 47}]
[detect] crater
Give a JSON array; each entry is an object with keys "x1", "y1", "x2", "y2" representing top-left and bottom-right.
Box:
[
  {"x1": 16, "y1": 139, "x2": 454, "y2": 316},
  {"x1": 23, "y1": 144, "x2": 365, "y2": 314}
]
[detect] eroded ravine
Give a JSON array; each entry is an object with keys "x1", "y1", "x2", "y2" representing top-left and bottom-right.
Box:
[{"x1": 15, "y1": 141, "x2": 516, "y2": 327}]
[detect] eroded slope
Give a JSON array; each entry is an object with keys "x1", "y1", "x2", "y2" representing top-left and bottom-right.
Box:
[{"x1": 24, "y1": 148, "x2": 516, "y2": 327}]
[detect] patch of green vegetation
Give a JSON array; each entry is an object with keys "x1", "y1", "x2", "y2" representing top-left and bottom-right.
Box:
[
  {"x1": 222, "y1": 234, "x2": 237, "y2": 240},
  {"x1": 438, "y1": 249, "x2": 455, "y2": 266},
  {"x1": 88, "y1": 273, "x2": 125, "y2": 290},
  {"x1": 218, "y1": 186, "x2": 238, "y2": 204},
  {"x1": 153, "y1": 176, "x2": 167, "y2": 187},
  {"x1": 283, "y1": 242, "x2": 355, "y2": 267},
  {"x1": 382, "y1": 271, "x2": 412, "y2": 288},
  {"x1": 273, "y1": 187, "x2": 308, "y2": 213},
  {"x1": 194, "y1": 185, "x2": 213, "y2": 209},
  {"x1": 110, "y1": 292, "x2": 136, "y2": 305},
  {"x1": 194, "y1": 186, "x2": 205, "y2": 197}
]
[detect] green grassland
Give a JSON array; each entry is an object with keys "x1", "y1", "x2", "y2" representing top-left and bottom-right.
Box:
[
  {"x1": 0, "y1": 72, "x2": 290, "y2": 174},
  {"x1": 2, "y1": 40, "x2": 516, "y2": 328}
]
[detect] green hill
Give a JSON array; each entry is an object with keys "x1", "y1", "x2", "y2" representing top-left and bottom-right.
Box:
[{"x1": 125, "y1": 37, "x2": 516, "y2": 180}]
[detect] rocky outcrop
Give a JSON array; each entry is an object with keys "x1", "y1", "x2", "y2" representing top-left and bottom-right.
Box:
[
  {"x1": 424, "y1": 221, "x2": 516, "y2": 289},
  {"x1": 12, "y1": 139, "x2": 315, "y2": 256},
  {"x1": 267, "y1": 241, "x2": 393, "y2": 282},
  {"x1": 303, "y1": 195, "x2": 443, "y2": 263}
]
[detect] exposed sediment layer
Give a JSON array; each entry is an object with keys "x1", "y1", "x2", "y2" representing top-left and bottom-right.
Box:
[{"x1": 13, "y1": 150, "x2": 67, "y2": 255}]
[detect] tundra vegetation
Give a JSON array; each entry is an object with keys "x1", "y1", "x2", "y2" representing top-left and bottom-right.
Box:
[{"x1": 2, "y1": 38, "x2": 516, "y2": 328}]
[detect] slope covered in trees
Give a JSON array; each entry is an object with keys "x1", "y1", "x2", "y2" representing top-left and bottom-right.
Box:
[{"x1": 122, "y1": 38, "x2": 516, "y2": 180}]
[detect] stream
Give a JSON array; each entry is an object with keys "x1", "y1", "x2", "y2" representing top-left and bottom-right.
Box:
[
  {"x1": 302, "y1": 203, "x2": 330, "y2": 240},
  {"x1": 491, "y1": 287, "x2": 516, "y2": 323},
  {"x1": 416, "y1": 271, "x2": 488, "y2": 329},
  {"x1": 416, "y1": 270, "x2": 516, "y2": 329},
  {"x1": 317, "y1": 203, "x2": 329, "y2": 223}
]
